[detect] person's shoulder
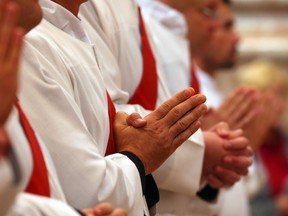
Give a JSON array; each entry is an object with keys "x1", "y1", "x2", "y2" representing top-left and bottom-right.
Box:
[
  {"x1": 24, "y1": 20, "x2": 58, "y2": 51},
  {"x1": 23, "y1": 19, "x2": 67, "y2": 60}
]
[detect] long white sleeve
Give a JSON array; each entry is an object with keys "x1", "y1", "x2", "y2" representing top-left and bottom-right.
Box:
[
  {"x1": 6, "y1": 193, "x2": 81, "y2": 216},
  {"x1": 19, "y1": 19, "x2": 146, "y2": 215}
]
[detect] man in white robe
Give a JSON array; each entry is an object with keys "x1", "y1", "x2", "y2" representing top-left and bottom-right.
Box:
[
  {"x1": 131, "y1": 0, "x2": 256, "y2": 215},
  {"x1": 0, "y1": 2, "x2": 127, "y2": 215},
  {"x1": 18, "y1": 0, "x2": 210, "y2": 215},
  {"x1": 79, "y1": 1, "x2": 207, "y2": 207},
  {"x1": 79, "y1": 2, "x2": 253, "y2": 215},
  {"x1": 193, "y1": 1, "x2": 251, "y2": 215}
]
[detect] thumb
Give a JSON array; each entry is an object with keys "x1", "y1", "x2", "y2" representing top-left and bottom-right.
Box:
[{"x1": 126, "y1": 112, "x2": 147, "y2": 128}]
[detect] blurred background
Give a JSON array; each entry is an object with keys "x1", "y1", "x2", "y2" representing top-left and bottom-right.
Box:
[{"x1": 216, "y1": 0, "x2": 288, "y2": 132}]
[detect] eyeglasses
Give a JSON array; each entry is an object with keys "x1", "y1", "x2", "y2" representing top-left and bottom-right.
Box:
[{"x1": 200, "y1": 7, "x2": 219, "y2": 19}]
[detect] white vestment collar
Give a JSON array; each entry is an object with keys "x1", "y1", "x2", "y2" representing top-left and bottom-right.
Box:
[{"x1": 39, "y1": 0, "x2": 91, "y2": 43}]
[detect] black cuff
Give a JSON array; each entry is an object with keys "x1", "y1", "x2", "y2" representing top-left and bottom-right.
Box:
[
  {"x1": 145, "y1": 174, "x2": 159, "y2": 209},
  {"x1": 197, "y1": 184, "x2": 219, "y2": 202},
  {"x1": 120, "y1": 151, "x2": 146, "y2": 194},
  {"x1": 75, "y1": 209, "x2": 85, "y2": 216}
]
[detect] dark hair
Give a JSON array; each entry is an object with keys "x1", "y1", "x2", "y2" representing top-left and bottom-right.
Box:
[{"x1": 223, "y1": 0, "x2": 231, "y2": 5}]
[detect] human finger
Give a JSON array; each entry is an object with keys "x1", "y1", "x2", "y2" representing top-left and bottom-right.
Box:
[
  {"x1": 234, "y1": 105, "x2": 259, "y2": 129},
  {"x1": 219, "y1": 87, "x2": 247, "y2": 114},
  {"x1": 150, "y1": 88, "x2": 195, "y2": 120},
  {"x1": 223, "y1": 136, "x2": 248, "y2": 151},
  {"x1": 126, "y1": 112, "x2": 147, "y2": 128},
  {"x1": 218, "y1": 128, "x2": 243, "y2": 139},
  {"x1": 110, "y1": 208, "x2": 128, "y2": 216},
  {"x1": 93, "y1": 202, "x2": 114, "y2": 215},
  {"x1": 220, "y1": 87, "x2": 254, "y2": 119},
  {"x1": 222, "y1": 155, "x2": 252, "y2": 172},
  {"x1": 210, "y1": 122, "x2": 230, "y2": 138},
  {"x1": 228, "y1": 91, "x2": 259, "y2": 126},
  {"x1": 6, "y1": 27, "x2": 24, "y2": 73},
  {"x1": 82, "y1": 209, "x2": 94, "y2": 216},
  {"x1": 210, "y1": 121, "x2": 229, "y2": 132},
  {"x1": 163, "y1": 94, "x2": 206, "y2": 127},
  {"x1": 0, "y1": 0, "x2": 9, "y2": 24},
  {"x1": 169, "y1": 103, "x2": 207, "y2": 138},
  {"x1": 224, "y1": 145, "x2": 253, "y2": 157},
  {"x1": 171, "y1": 120, "x2": 201, "y2": 148},
  {"x1": 206, "y1": 173, "x2": 225, "y2": 189},
  {"x1": 212, "y1": 166, "x2": 241, "y2": 187},
  {"x1": 0, "y1": 2, "x2": 20, "y2": 61}
]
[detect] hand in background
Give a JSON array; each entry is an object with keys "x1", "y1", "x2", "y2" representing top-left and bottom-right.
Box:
[
  {"x1": 202, "y1": 122, "x2": 253, "y2": 188},
  {"x1": 0, "y1": 0, "x2": 24, "y2": 125},
  {"x1": 201, "y1": 86, "x2": 260, "y2": 131},
  {"x1": 82, "y1": 202, "x2": 127, "y2": 216}
]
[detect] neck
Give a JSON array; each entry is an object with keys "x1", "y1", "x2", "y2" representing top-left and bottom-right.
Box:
[
  {"x1": 51, "y1": 0, "x2": 85, "y2": 16},
  {"x1": 194, "y1": 57, "x2": 216, "y2": 78}
]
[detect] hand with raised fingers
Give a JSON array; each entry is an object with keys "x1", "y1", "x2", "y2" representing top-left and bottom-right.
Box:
[
  {"x1": 201, "y1": 86, "x2": 260, "y2": 131},
  {"x1": 114, "y1": 87, "x2": 207, "y2": 174},
  {"x1": 82, "y1": 202, "x2": 127, "y2": 216},
  {"x1": 243, "y1": 89, "x2": 284, "y2": 150},
  {"x1": 0, "y1": 0, "x2": 24, "y2": 125}
]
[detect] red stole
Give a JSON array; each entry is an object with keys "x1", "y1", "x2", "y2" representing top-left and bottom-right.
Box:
[
  {"x1": 15, "y1": 101, "x2": 50, "y2": 197},
  {"x1": 105, "y1": 92, "x2": 117, "y2": 155},
  {"x1": 259, "y1": 131, "x2": 288, "y2": 196},
  {"x1": 128, "y1": 9, "x2": 158, "y2": 110},
  {"x1": 190, "y1": 60, "x2": 200, "y2": 94}
]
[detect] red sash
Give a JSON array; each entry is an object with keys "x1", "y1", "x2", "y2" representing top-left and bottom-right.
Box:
[
  {"x1": 128, "y1": 9, "x2": 158, "y2": 110},
  {"x1": 15, "y1": 101, "x2": 50, "y2": 197},
  {"x1": 191, "y1": 60, "x2": 200, "y2": 94},
  {"x1": 105, "y1": 92, "x2": 117, "y2": 155},
  {"x1": 259, "y1": 132, "x2": 288, "y2": 196}
]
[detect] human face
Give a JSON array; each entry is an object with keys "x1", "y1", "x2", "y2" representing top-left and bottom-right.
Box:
[
  {"x1": 12, "y1": 0, "x2": 42, "y2": 32},
  {"x1": 202, "y1": 3, "x2": 240, "y2": 69},
  {"x1": 161, "y1": 0, "x2": 202, "y2": 12},
  {"x1": 183, "y1": 0, "x2": 221, "y2": 55}
]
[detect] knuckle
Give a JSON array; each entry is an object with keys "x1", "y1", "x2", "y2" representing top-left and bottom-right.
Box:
[
  {"x1": 161, "y1": 102, "x2": 171, "y2": 113},
  {"x1": 176, "y1": 135, "x2": 186, "y2": 146},
  {"x1": 177, "y1": 119, "x2": 188, "y2": 130},
  {"x1": 172, "y1": 107, "x2": 182, "y2": 118},
  {"x1": 197, "y1": 104, "x2": 207, "y2": 117}
]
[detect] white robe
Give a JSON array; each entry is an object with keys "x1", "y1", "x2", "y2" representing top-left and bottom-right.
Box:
[
  {"x1": 197, "y1": 68, "x2": 223, "y2": 108},
  {"x1": 7, "y1": 193, "x2": 81, "y2": 216},
  {"x1": 19, "y1": 0, "x2": 146, "y2": 215},
  {"x1": 79, "y1": 0, "x2": 205, "y2": 201},
  {"x1": 196, "y1": 71, "x2": 250, "y2": 216},
  {"x1": 2, "y1": 109, "x2": 83, "y2": 216},
  {"x1": 134, "y1": 2, "x2": 220, "y2": 215},
  {"x1": 138, "y1": 1, "x2": 250, "y2": 215}
]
